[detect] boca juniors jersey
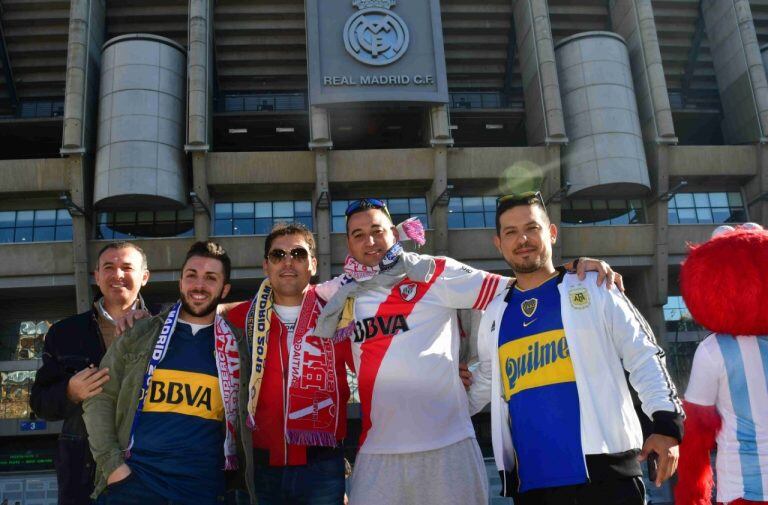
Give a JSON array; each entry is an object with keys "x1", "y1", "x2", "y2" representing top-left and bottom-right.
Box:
[
  {"x1": 499, "y1": 274, "x2": 588, "y2": 492},
  {"x1": 349, "y1": 256, "x2": 507, "y2": 454}
]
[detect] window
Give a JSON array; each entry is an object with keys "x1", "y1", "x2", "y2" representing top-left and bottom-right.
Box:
[
  {"x1": 0, "y1": 370, "x2": 36, "y2": 419},
  {"x1": 663, "y1": 296, "x2": 703, "y2": 333},
  {"x1": 447, "y1": 196, "x2": 497, "y2": 229},
  {"x1": 97, "y1": 208, "x2": 194, "y2": 239},
  {"x1": 668, "y1": 191, "x2": 746, "y2": 224},
  {"x1": 561, "y1": 199, "x2": 645, "y2": 226},
  {"x1": 0, "y1": 209, "x2": 72, "y2": 243},
  {"x1": 213, "y1": 201, "x2": 312, "y2": 236},
  {"x1": 330, "y1": 198, "x2": 428, "y2": 233},
  {"x1": 221, "y1": 93, "x2": 306, "y2": 112}
]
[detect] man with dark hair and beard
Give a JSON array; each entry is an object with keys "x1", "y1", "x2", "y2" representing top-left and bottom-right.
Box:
[{"x1": 83, "y1": 241, "x2": 252, "y2": 505}]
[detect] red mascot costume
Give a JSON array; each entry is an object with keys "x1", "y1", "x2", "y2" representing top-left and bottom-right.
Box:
[{"x1": 675, "y1": 223, "x2": 768, "y2": 505}]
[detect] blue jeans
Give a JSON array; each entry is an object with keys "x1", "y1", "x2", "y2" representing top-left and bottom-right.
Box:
[
  {"x1": 96, "y1": 472, "x2": 224, "y2": 505},
  {"x1": 253, "y1": 452, "x2": 346, "y2": 505}
]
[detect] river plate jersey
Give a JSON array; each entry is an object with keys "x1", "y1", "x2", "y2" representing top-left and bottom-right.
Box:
[
  {"x1": 499, "y1": 275, "x2": 587, "y2": 492},
  {"x1": 349, "y1": 256, "x2": 506, "y2": 454},
  {"x1": 128, "y1": 322, "x2": 225, "y2": 504}
]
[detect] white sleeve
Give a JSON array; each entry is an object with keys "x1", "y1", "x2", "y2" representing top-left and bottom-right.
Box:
[
  {"x1": 605, "y1": 288, "x2": 683, "y2": 418},
  {"x1": 432, "y1": 257, "x2": 510, "y2": 310},
  {"x1": 684, "y1": 337, "x2": 720, "y2": 406},
  {"x1": 467, "y1": 303, "x2": 497, "y2": 415},
  {"x1": 313, "y1": 275, "x2": 349, "y2": 302}
]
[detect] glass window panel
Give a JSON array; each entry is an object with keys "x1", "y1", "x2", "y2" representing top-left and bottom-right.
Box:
[
  {"x1": 16, "y1": 210, "x2": 34, "y2": 227},
  {"x1": 693, "y1": 193, "x2": 709, "y2": 208},
  {"x1": 215, "y1": 203, "x2": 232, "y2": 219},
  {"x1": 483, "y1": 196, "x2": 497, "y2": 209},
  {"x1": 0, "y1": 228, "x2": 13, "y2": 243},
  {"x1": 178, "y1": 207, "x2": 193, "y2": 220},
  {"x1": 677, "y1": 208, "x2": 697, "y2": 224},
  {"x1": 56, "y1": 225, "x2": 72, "y2": 241},
  {"x1": 708, "y1": 192, "x2": 728, "y2": 207},
  {"x1": 33, "y1": 227, "x2": 55, "y2": 241},
  {"x1": 154, "y1": 211, "x2": 175, "y2": 222},
  {"x1": 97, "y1": 212, "x2": 110, "y2": 224},
  {"x1": 570, "y1": 200, "x2": 590, "y2": 210},
  {"x1": 34, "y1": 210, "x2": 56, "y2": 227},
  {"x1": 295, "y1": 200, "x2": 311, "y2": 215},
  {"x1": 448, "y1": 198, "x2": 462, "y2": 212},
  {"x1": 255, "y1": 218, "x2": 272, "y2": 234},
  {"x1": 56, "y1": 209, "x2": 72, "y2": 224},
  {"x1": 233, "y1": 202, "x2": 254, "y2": 219},
  {"x1": 214, "y1": 219, "x2": 232, "y2": 236},
  {"x1": 233, "y1": 219, "x2": 254, "y2": 235},
  {"x1": 447, "y1": 212, "x2": 464, "y2": 229},
  {"x1": 115, "y1": 212, "x2": 135, "y2": 224},
  {"x1": 273, "y1": 201, "x2": 294, "y2": 218},
  {"x1": 332, "y1": 216, "x2": 346, "y2": 233},
  {"x1": 608, "y1": 200, "x2": 627, "y2": 210},
  {"x1": 0, "y1": 211, "x2": 15, "y2": 228},
  {"x1": 727, "y1": 192, "x2": 743, "y2": 207},
  {"x1": 332, "y1": 200, "x2": 348, "y2": 216},
  {"x1": 591, "y1": 200, "x2": 608, "y2": 210},
  {"x1": 485, "y1": 211, "x2": 495, "y2": 227},
  {"x1": 464, "y1": 213, "x2": 485, "y2": 228},
  {"x1": 410, "y1": 198, "x2": 427, "y2": 214},
  {"x1": 629, "y1": 199, "x2": 642, "y2": 210},
  {"x1": 668, "y1": 196, "x2": 677, "y2": 209},
  {"x1": 710, "y1": 208, "x2": 731, "y2": 223},
  {"x1": 729, "y1": 209, "x2": 747, "y2": 223},
  {"x1": 254, "y1": 202, "x2": 272, "y2": 218},
  {"x1": 297, "y1": 215, "x2": 313, "y2": 230},
  {"x1": 611, "y1": 213, "x2": 630, "y2": 225},
  {"x1": 387, "y1": 198, "x2": 409, "y2": 215},
  {"x1": 668, "y1": 209, "x2": 679, "y2": 224},
  {"x1": 98, "y1": 224, "x2": 113, "y2": 239},
  {"x1": 415, "y1": 213, "x2": 428, "y2": 227},
  {"x1": 463, "y1": 197, "x2": 483, "y2": 213},
  {"x1": 696, "y1": 208, "x2": 713, "y2": 222},
  {"x1": 15, "y1": 227, "x2": 33, "y2": 242},
  {"x1": 675, "y1": 194, "x2": 694, "y2": 208}
]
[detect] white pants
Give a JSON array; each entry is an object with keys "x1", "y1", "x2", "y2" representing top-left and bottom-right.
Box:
[{"x1": 349, "y1": 437, "x2": 489, "y2": 505}]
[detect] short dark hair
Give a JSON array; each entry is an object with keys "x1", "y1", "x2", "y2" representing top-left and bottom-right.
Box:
[
  {"x1": 495, "y1": 193, "x2": 549, "y2": 235},
  {"x1": 183, "y1": 241, "x2": 231, "y2": 283},
  {"x1": 96, "y1": 241, "x2": 148, "y2": 270},
  {"x1": 264, "y1": 223, "x2": 316, "y2": 259}
]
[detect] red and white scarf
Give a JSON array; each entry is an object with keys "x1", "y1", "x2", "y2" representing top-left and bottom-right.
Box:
[{"x1": 246, "y1": 282, "x2": 340, "y2": 446}]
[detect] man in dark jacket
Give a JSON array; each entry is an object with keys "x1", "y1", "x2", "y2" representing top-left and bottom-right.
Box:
[{"x1": 30, "y1": 241, "x2": 150, "y2": 505}]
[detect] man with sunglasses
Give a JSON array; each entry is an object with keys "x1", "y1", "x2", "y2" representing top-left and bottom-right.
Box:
[
  {"x1": 226, "y1": 223, "x2": 353, "y2": 505},
  {"x1": 467, "y1": 192, "x2": 683, "y2": 505},
  {"x1": 311, "y1": 197, "x2": 620, "y2": 505}
]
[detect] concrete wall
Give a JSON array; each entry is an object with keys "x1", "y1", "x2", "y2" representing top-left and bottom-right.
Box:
[
  {"x1": 560, "y1": 225, "x2": 656, "y2": 257},
  {"x1": 668, "y1": 145, "x2": 758, "y2": 178},
  {"x1": 0, "y1": 159, "x2": 70, "y2": 195}
]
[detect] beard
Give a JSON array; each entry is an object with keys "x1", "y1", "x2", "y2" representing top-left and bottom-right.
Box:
[
  {"x1": 508, "y1": 244, "x2": 550, "y2": 274},
  {"x1": 180, "y1": 290, "x2": 223, "y2": 318}
]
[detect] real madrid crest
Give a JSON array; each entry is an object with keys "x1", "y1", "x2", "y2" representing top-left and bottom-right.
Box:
[
  {"x1": 521, "y1": 298, "x2": 538, "y2": 318},
  {"x1": 343, "y1": 0, "x2": 410, "y2": 66}
]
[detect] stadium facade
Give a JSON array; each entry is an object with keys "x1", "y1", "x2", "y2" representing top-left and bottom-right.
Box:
[{"x1": 0, "y1": 0, "x2": 767, "y2": 501}]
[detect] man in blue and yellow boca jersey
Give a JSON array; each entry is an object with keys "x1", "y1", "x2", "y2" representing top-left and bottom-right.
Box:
[
  {"x1": 467, "y1": 192, "x2": 684, "y2": 505},
  {"x1": 84, "y1": 242, "x2": 250, "y2": 505}
]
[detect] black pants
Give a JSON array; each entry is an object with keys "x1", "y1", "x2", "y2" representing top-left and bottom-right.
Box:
[{"x1": 514, "y1": 476, "x2": 645, "y2": 505}]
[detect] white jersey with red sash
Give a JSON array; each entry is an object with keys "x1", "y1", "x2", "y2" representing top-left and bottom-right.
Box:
[{"x1": 348, "y1": 256, "x2": 506, "y2": 454}]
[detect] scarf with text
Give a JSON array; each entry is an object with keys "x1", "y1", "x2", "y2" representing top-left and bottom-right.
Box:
[{"x1": 246, "y1": 280, "x2": 340, "y2": 447}]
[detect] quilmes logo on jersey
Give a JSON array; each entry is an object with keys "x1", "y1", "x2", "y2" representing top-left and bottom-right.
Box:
[
  {"x1": 498, "y1": 330, "x2": 575, "y2": 399},
  {"x1": 343, "y1": 0, "x2": 410, "y2": 66}
]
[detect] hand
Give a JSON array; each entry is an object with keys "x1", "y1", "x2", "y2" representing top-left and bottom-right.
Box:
[
  {"x1": 66, "y1": 366, "x2": 110, "y2": 403},
  {"x1": 576, "y1": 257, "x2": 625, "y2": 292},
  {"x1": 459, "y1": 362, "x2": 473, "y2": 390},
  {"x1": 107, "y1": 463, "x2": 132, "y2": 485},
  {"x1": 115, "y1": 309, "x2": 150, "y2": 336},
  {"x1": 639, "y1": 434, "x2": 679, "y2": 487}
]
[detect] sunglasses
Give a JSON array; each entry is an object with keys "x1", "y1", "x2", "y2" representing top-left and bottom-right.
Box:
[
  {"x1": 265, "y1": 247, "x2": 310, "y2": 264},
  {"x1": 496, "y1": 191, "x2": 546, "y2": 213},
  {"x1": 345, "y1": 198, "x2": 392, "y2": 221}
]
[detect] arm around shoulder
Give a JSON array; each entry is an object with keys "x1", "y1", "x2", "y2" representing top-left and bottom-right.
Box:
[{"x1": 467, "y1": 296, "x2": 502, "y2": 415}]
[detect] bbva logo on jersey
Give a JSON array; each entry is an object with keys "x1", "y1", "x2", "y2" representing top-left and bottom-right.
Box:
[{"x1": 399, "y1": 282, "x2": 418, "y2": 302}]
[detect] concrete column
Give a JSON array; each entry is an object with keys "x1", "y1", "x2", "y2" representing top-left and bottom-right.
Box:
[
  {"x1": 543, "y1": 145, "x2": 563, "y2": 266},
  {"x1": 428, "y1": 105, "x2": 451, "y2": 256},
  {"x1": 609, "y1": 0, "x2": 677, "y2": 145},
  {"x1": 62, "y1": 0, "x2": 105, "y2": 154},
  {"x1": 314, "y1": 151, "x2": 332, "y2": 281},
  {"x1": 701, "y1": 0, "x2": 768, "y2": 144},
  {"x1": 309, "y1": 106, "x2": 332, "y2": 280},
  {"x1": 192, "y1": 152, "x2": 210, "y2": 241},
  {"x1": 187, "y1": 0, "x2": 212, "y2": 151},
  {"x1": 746, "y1": 145, "x2": 768, "y2": 226},
  {"x1": 69, "y1": 155, "x2": 92, "y2": 313},
  {"x1": 513, "y1": 0, "x2": 567, "y2": 146}
]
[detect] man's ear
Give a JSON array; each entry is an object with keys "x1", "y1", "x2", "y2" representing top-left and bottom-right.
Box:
[
  {"x1": 141, "y1": 269, "x2": 150, "y2": 287},
  {"x1": 221, "y1": 283, "x2": 231, "y2": 300},
  {"x1": 549, "y1": 223, "x2": 558, "y2": 244},
  {"x1": 310, "y1": 256, "x2": 318, "y2": 276}
]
